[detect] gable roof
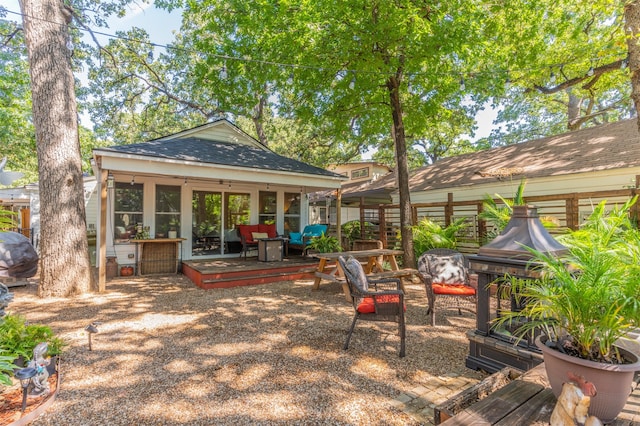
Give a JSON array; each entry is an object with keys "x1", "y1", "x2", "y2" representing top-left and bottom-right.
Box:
[
  {"x1": 408, "y1": 118, "x2": 640, "y2": 192},
  {"x1": 95, "y1": 119, "x2": 343, "y2": 180}
]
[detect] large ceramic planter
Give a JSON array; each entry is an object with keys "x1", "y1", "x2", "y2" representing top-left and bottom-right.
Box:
[{"x1": 536, "y1": 335, "x2": 640, "y2": 423}]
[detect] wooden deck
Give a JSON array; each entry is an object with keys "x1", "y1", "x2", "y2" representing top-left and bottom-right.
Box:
[{"x1": 182, "y1": 256, "x2": 318, "y2": 289}]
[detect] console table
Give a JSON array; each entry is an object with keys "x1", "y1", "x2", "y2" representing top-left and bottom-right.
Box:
[{"x1": 132, "y1": 238, "x2": 184, "y2": 275}]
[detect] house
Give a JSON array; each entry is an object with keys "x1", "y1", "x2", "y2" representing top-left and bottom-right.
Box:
[
  {"x1": 308, "y1": 161, "x2": 393, "y2": 226},
  {"x1": 334, "y1": 119, "x2": 640, "y2": 250},
  {"x1": 92, "y1": 119, "x2": 345, "y2": 283},
  {"x1": 400, "y1": 118, "x2": 640, "y2": 208},
  {"x1": 0, "y1": 177, "x2": 98, "y2": 251}
]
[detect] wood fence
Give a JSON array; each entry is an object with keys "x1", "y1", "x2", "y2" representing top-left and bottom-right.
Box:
[{"x1": 334, "y1": 188, "x2": 640, "y2": 254}]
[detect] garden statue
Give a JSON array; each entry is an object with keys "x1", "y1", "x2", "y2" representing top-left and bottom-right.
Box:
[
  {"x1": 0, "y1": 231, "x2": 38, "y2": 278},
  {"x1": 0, "y1": 283, "x2": 12, "y2": 317},
  {"x1": 27, "y1": 342, "x2": 50, "y2": 396}
]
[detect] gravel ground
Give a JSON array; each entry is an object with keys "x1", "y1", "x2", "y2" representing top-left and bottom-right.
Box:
[{"x1": 7, "y1": 275, "x2": 485, "y2": 425}]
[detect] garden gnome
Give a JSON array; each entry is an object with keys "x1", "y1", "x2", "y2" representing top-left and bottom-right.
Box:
[
  {"x1": 27, "y1": 342, "x2": 50, "y2": 396},
  {"x1": 550, "y1": 372, "x2": 602, "y2": 426}
]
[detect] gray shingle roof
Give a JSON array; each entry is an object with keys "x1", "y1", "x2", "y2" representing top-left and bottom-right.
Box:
[{"x1": 98, "y1": 137, "x2": 342, "y2": 178}]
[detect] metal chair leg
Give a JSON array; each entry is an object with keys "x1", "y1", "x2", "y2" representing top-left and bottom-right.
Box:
[{"x1": 343, "y1": 315, "x2": 358, "y2": 350}]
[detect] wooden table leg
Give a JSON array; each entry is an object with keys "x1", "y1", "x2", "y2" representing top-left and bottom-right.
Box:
[
  {"x1": 312, "y1": 258, "x2": 327, "y2": 291},
  {"x1": 386, "y1": 255, "x2": 400, "y2": 271}
]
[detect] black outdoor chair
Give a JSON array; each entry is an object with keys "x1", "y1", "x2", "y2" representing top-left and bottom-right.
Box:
[
  {"x1": 417, "y1": 248, "x2": 476, "y2": 326},
  {"x1": 338, "y1": 255, "x2": 406, "y2": 357}
]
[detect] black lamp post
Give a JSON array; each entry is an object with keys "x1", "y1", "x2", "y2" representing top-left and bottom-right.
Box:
[{"x1": 15, "y1": 366, "x2": 37, "y2": 413}]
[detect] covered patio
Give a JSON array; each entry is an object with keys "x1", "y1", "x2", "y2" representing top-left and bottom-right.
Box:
[{"x1": 92, "y1": 119, "x2": 345, "y2": 291}]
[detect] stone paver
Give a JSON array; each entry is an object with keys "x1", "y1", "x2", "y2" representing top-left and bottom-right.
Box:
[{"x1": 392, "y1": 373, "x2": 480, "y2": 425}]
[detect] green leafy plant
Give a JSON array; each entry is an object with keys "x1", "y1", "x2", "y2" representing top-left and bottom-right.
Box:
[
  {"x1": 0, "y1": 349, "x2": 18, "y2": 386},
  {"x1": 480, "y1": 179, "x2": 557, "y2": 242},
  {"x1": 412, "y1": 217, "x2": 468, "y2": 260},
  {"x1": 341, "y1": 220, "x2": 376, "y2": 249},
  {"x1": 0, "y1": 207, "x2": 17, "y2": 231},
  {"x1": 0, "y1": 313, "x2": 66, "y2": 361},
  {"x1": 307, "y1": 232, "x2": 342, "y2": 253},
  {"x1": 492, "y1": 196, "x2": 640, "y2": 363}
]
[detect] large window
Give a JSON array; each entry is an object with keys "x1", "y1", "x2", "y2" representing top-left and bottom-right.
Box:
[
  {"x1": 259, "y1": 191, "x2": 277, "y2": 225},
  {"x1": 114, "y1": 182, "x2": 143, "y2": 240},
  {"x1": 155, "y1": 185, "x2": 181, "y2": 238},
  {"x1": 284, "y1": 192, "x2": 301, "y2": 235}
]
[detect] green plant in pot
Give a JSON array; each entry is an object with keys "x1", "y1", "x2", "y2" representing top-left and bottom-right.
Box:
[{"x1": 493, "y1": 197, "x2": 640, "y2": 422}]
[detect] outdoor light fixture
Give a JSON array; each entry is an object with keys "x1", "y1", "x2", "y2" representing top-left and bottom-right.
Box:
[
  {"x1": 85, "y1": 322, "x2": 99, "y2": 351},
  {"x1": 15, "y1": 367, "x2": 36, "y2": 412},
  {"x1": 184, "y1": 177, "x2": 188, "y2": 186},
  {"x1": 106, "y1": 172, "x2": 115, "y2": 189},
  {"x1": 130, "y1": 175, "x2": 135, "y2": 186}
]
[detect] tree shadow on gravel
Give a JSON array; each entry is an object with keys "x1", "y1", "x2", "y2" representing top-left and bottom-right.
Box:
[{"x1": 8, "y1": 276, "x2": 485, "y2": 426}]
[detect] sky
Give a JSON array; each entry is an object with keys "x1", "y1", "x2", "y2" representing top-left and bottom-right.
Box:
[{"x1": 1, "y1": 1, "x2": 497, "y2": 142}]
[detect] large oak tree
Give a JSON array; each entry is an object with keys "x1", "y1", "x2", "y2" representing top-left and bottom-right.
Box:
[{"x1": 20, "y1": 0, "x2": 93, "y2": 296}]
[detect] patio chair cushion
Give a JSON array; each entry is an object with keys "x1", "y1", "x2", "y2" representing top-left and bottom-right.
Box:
[
  {"x1": 238, "y1": 224, "x2": 260, "y2": 243},
  {"x1": 425, "y1": 253, "x2": 468, "y2": 284},
  {"x1": 289, "y1": 232, "x2": 302, "y2": 244},
  {"x1": 357, "y1": 295, "x2": 406, "y2": 314},
  {"x1": 251, "y1": 232, "x2": 269, "y2": 240},
  {"x1": 344, "y1": 256, "x2": 368, "y2": 292},
  {"x1": 258, "y1": 223, "x2": 277, "y2": 238},
  {"x1": 432, "y1": 283, "x2": 476, "y2": 296}
]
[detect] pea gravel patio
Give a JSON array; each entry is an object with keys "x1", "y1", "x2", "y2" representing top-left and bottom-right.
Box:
[{"x1": 8, "y1": 275, "x2": 486, "y2": 425}]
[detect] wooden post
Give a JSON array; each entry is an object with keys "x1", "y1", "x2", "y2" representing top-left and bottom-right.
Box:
[
  {"x1": 336, "y1": 189, "x2": 342, "y2": 243},
  {"x1": 359, "y1": 196, "x2": 365, "y2": 238},
  {"x1": 98, "y1": 168, "x2": 108, "y2": 292}
]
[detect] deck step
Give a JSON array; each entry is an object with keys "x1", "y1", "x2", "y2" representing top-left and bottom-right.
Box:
[{"x1": 200, "y1": 270, "x2": 313, "y2": 289}]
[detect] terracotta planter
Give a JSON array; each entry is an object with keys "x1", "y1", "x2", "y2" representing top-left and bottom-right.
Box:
[{"x1": 536, "y1": 335, "x2": 640, "y2": 423}]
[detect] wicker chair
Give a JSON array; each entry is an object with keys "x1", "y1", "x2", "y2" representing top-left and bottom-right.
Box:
[
  {"x1": 417, "y1": 248, "x2": 476, "y2": 326},
  {"x1": 338, "y1": 255, "x2": 406, "y2": 357}
]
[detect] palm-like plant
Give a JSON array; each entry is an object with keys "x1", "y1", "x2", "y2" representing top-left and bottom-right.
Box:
[
  {"x1": 493, "y1": 196, "x2": 640, "y2": 363},
  {"x1": 412, "y1": 217, "x2": 468, "y2": 260}
]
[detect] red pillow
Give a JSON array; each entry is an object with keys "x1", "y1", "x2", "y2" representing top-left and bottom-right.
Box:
[
  {"x1": 258, "y1": 223, "x2": 277, "y2": 238},
  {"x1": 357, "y1": 295, "x2": 406, "y2": 314},
  {"x1": 238, "y1": 225, "x2": 256, "y2": 242},
  {"x1": 432, "y1": 283, "x2": 476, "y2": 296}
]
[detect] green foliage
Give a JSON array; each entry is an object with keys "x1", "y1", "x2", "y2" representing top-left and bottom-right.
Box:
[
  {"x1": 412, "y1": 217, "x2": 468, "y2": 260},
  {"x1": 0, "y1": 349, "x2": 18, "y2": 386},
  {"x1": 307, "y1": 232, "x2": 342, "y2": 254},
  {"x1": 0, "y1": 314, "x2": 66, "y2": 361},
  {"x1": 341, "y1": 220, "x2": 376, "y2": 249},
  {"x1": 0, "y1": 208, "x2": 17, "y2": 231},
  {"x1": 479, "y1": 179, "x2": 557, "y2": 242},
  {"x1": 492, "y1": 196, "x2": 640, "y2": 363}
]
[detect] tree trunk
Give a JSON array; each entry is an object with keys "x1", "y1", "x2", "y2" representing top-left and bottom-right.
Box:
[
  {"x1": 625, "y1": 1, "x2": 640, "y2": 133},
  {"x1": 20, "y1": 0, "x2": 94, "y2": 296},
  {"x1": 387, "y1": 73, "x2": 416, "y2": 269}
]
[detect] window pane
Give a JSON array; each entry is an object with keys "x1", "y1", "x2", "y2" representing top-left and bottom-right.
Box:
[
  {"x1": 155, "y1": 185, "x2": 181, "y2": 237},
  {"x1": 114, "y1": 182, "x2": 143, "y2": 240},
  {"x1": 284, "y1": 192, "x2": 301, "y2": 235},
  {"x1": 259, "y1": 191, "x2": 276, "y2": 225}
]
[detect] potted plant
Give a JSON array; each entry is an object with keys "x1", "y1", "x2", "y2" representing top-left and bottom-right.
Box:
[{"x1": 493, "y1": 197, "x2": 640, "y2": 422}]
